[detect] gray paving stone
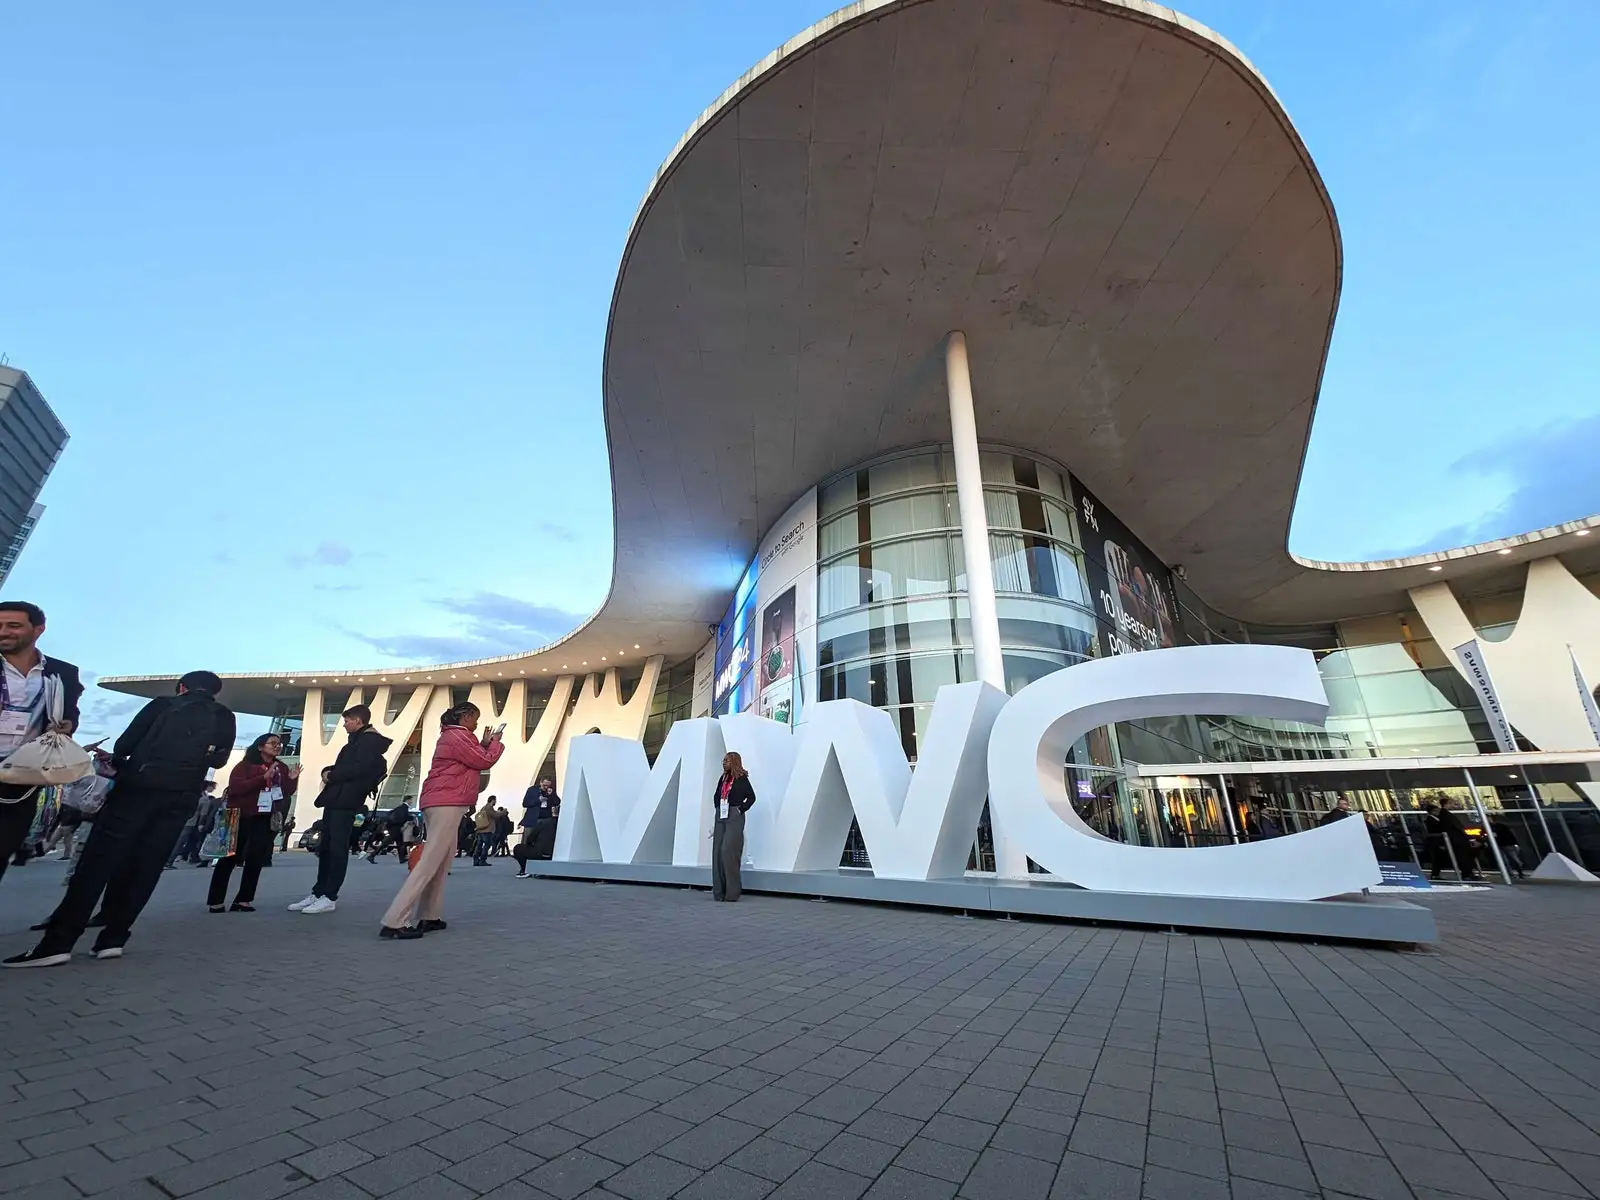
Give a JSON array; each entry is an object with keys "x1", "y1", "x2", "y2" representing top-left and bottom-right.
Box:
[
  {"x1": 1049, "y1": 1151, "x2": 1142, "y2": 1200},
  {"x1": 1067, "y1": 1113, "x2": 1146, "y2": 1170},
  {"x1": 583, "y1": 1111, "x2": 694, "y2": 1166},
  {"x1": 726, "y1": 1135, "x2": 814, "y2": 1184},
  {"x1": 658, "y1": 1116, "x2": 764, "y2": 1170},
  {"x1": 371, "y1": 1178, "x2": 477, "y2": 1200},
  {"x1": 441, "y1": 1143, "x2": 544, "y2": 1192},
  {"x1": 523, "y1": 1148, "x2": 618, "y2": 1199},
  {"x1": 767, "y1": 1113, "x2": 846, "y2": 1152},
  {"x1": 9, "y1": 857, "x2": 1600, "y2": 1200},
  {"x1": 343, "y1": 1145, "x2": 453, "y2": 1197},
  {"x1": 893, "y1": 1137, "x2": 979, "y2": 1184},
  {"x1": 846, "y1": 1110, "x2": 925, "y2": 1149},
  {"x1": 958, "y1": 1146, "x2": 1055, "y2": 1199},
  {"x1": 1304, "y1": 1144, "x2": 1413, "y2": 1200},
  {"x1": 288, "y1": 1140, "x2": 376, "y2": 1181},
  {"x1": 512, "y1": 1124, "x2": 585, "y2": 1160},
  {"x1": 599, "y1": 1153, "x2": 701, "y2": 1200},
  {"x1": 766, "y1": 1161, "x2": 871, "y2": 1200},
  {"x1": 814, "y1": 1131, "x2": 899, "y2": 1178},
  {"x1": 675, "y1": 1164, "x2": 778, "y2": 1200},
  {"x1": 1140, "y1": 1163, "x2": 1231, "y2": 1200}
]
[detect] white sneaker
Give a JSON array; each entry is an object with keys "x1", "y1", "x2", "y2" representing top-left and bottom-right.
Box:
[
  {"x1": 300, "y1": 897, "x2": 336, "y2": 914},
  {"x1": 93, "y1": 947, "x2": 123, "y2": 960},
  {"x1": 287, "y1": 894, "x2": 318, "y2": 912}
]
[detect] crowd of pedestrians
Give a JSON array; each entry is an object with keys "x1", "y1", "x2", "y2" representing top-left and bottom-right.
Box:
[{"x1": 5, "y1": 585, "x2": 1565, "y2": 970}]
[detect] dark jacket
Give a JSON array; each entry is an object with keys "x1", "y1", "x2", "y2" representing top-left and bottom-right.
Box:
[
  {"x1": 712, "y1": 773, "x2": 755, "y2": 818},
  {"x1": 521, "y1": 786, "x2": 560, "y2": 827},
  {"x1": 113, "y1": 692, "x2": 235, "y2": 792},
  {"x1": 1318, "y1": 807, "x2": 1352, "y2": 827},
  {"x1": 314, "y1": 725, "x2": 393, "y2": 811},
  {"x1": 39, "y1": 656, "x2": 85, "y2": 731}
]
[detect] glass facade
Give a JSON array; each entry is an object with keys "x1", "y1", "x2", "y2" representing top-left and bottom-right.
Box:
[{"x1": 815, "y1": 449, "x2": 1098, "y2": 763}]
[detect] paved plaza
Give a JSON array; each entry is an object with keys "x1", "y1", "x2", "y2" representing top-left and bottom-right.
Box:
[{"x1": 3, "y1": 852, "x2": 1600, "y2": 1200}]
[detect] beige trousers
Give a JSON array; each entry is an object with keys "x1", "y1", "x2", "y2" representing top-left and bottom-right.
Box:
[{"x1": 381, "y1": 806, "x2": 465, "y2": 928}]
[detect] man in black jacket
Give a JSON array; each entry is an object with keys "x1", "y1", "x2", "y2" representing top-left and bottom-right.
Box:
[
  {"x1": 0, "y1": 601, "x2": 84, "y2": 884},
  {"x1": 289, "y1": 705, "x2": 391, "y2": 915},
  {"x1": 7, "y1": 670, "x2": 234, "y2": 967}
]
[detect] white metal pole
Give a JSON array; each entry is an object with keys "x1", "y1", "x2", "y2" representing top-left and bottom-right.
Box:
[
  {"x1": 1218, "y1": 774, "x2": 1240, "y2": 843},
  {"x1": 1464, "y1": 768, "x2": 1513, "y2": 885},
  {"x1": 946, "y1": 332, "x2": 1004, "y2": 688},
  {"x1": 946, "y1": 331, "x2": 1026, "y2": 877}
]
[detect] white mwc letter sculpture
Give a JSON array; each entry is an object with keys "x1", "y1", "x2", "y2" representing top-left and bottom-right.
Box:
[
  {"x1": 987, "y1": 644, "x2": 1380, "y2": 900},
  {"x1": 556, "y1": 645, "x2": 1381, "y2": 903}
]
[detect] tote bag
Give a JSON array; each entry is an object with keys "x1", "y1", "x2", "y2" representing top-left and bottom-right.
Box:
[
  {"x1": 0, "y1": 678, "x2": 93, "y2": 793},
  {"x1": 200, "y1": 807, "x2": 240, "y2": 860}
]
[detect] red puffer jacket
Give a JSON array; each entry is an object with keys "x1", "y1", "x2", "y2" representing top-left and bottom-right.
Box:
[{"x1": 419, "y1": 726, "x2": 504, "y2": 809}]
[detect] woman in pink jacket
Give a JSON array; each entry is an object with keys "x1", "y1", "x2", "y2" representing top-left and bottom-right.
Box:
[{"x1": 379, "y1": 702, "x2": 503, "y2": 939}]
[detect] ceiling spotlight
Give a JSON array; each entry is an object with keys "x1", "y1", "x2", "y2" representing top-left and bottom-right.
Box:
[
  {"x1": 1579, "y1": 529, "x2": 1592, "y2": 537},
  {"x1": 1497, "y1": 548, "x2": 1512, "y2": 556},
  {"x1": 634, "y1": 644, "x2": 640, "y2": 649},
  {"x1": 1427, "y1": 565, "x2": 1442, "y2": 572}
]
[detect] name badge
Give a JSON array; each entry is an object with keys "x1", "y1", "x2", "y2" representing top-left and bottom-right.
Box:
[
  {"x1": 259, "y1": 785, "x2": 283, "y2": 813},
  {"x1": 0, "y1": 709, "x2": 30, "y2": 741},
  {"x1": 720, "y1": 799, "x2": 730, "y2": 820}
]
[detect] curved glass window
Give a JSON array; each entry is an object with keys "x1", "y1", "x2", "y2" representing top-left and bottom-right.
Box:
[{"x1": 816, "y1": 448, "x2": 1098, "y2": 754}]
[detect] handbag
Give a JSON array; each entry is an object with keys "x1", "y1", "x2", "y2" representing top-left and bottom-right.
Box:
[
  {"x1": 0, "y1": 678, "x2": 93, "y2": 793},
  {"x1": 60, "y1": 771, "x2": 112, "y2": 817},
  {"x1": 200, "y1": 807, "x2": 240, "y2": 860}
]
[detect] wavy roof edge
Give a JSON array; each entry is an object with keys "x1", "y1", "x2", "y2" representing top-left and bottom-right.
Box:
[{"x1": 100, "y1": 0, "x2": 1598, "y2": 705}]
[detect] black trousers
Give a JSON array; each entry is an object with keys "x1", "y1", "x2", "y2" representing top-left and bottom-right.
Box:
[
  {"x1": 0, "y1": 792, "x2": 40, "y2": 885},
  {"x1": 207, "y1": 813, "x2": 275, "y2": 906},
  {"x1": 41, "y1": 786, "x2": 192, "y2": 954},
  {"x1": 531, "y1": 817, "x2": 558, "y2": 860},
  {"x1": 313, "y1": 809, "x2": 356, "y2": 899},
  {"x1": 711, "y1": 810, "x2": 745, "y2": 902}
]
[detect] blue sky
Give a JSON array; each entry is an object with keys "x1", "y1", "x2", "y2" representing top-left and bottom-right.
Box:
[{"x1": 3, "y1": 0, "x2": 1597, "y2": 740}]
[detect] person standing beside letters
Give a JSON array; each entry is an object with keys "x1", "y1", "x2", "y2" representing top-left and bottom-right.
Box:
[{"x1": 711, "y1": 752, "x2": 755, "y2": 903}]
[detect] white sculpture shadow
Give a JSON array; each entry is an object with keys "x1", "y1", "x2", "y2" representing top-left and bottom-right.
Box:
[{"x1": 987, "y1": 644, "x2": 1381, "y2": 901}]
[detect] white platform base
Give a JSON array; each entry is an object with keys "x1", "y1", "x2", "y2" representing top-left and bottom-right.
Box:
[{"x1": 527, "y1": 861, "x2": 1439, "y2": 945}]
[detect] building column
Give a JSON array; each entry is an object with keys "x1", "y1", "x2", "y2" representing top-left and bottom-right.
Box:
[{"x1": 946, "y1": 331, "x2": 1028, "y2": 877}]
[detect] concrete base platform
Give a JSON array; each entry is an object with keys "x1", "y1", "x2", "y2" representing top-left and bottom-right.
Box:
[{"x1": 525, "y1": 861, "x2": 1439, "y2": 945}]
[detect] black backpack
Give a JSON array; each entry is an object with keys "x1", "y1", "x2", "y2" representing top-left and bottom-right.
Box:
[{"x1": 129, "y1": 695, "x2": 222, "y2": 791}]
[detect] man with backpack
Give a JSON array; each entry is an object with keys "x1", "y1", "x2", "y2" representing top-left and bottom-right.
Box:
[
  {"x1": 288, "y1": 704, "x2": 390, "y2": 915},
  {"x1": 6, "y1": 670, "x2": 234, "y2": 967}
]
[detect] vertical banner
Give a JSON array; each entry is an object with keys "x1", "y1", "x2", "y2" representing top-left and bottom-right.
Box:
[
  {"x1": 1453, "y1": 639, "x2": 1518, "y2": 753},
  {"x1": 690, "y1": 636, "x2": 715, "y2": 719},
  {"x1": 1571, "y1": 645, "x2": 1600, "y2": 745},
  {"x1": 753, "y1": 489, "x2": 818, "y2": 728},
  {"x1": 1069, "y1": 476, "x2": 1178, "y2": 656}
]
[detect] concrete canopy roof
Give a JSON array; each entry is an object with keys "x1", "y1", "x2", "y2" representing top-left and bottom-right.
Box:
[{"x1": 102, "y1": 0, "x2": 1600, "y2": 715}]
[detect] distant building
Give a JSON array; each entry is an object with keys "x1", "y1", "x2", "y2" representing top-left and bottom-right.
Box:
[
  {"x1": 0, "y1": 367, "x2": 68, "y2": 587},
  {"x1": 0, "y1": 503, "x2": 44, "y2": 587}
]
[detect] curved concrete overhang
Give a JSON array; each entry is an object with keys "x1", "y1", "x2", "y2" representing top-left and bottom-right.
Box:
[{"x1": 102, "y1": 0, "x2": 1599, "y2": 714}]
